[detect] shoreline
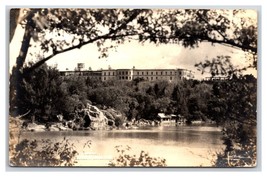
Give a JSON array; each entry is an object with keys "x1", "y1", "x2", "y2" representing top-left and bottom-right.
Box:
[{"x1": 20, "y1": 121, "x2": 219, "y2": 133}]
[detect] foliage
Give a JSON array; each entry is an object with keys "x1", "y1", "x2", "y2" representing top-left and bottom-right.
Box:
[
  {"x1": 207, "y1": 75, "x2": 256, "y2": 126},
  {"x1": 10, "y1": 63, "x2": 65, "y2": 122},
  {"x1": 187, "y1": 82, "x2": 212, "y2": 121},
  {"x1": 108, "y1": 145, "x2": 166, "y2": 167},
  {"x1": 10, "y1": 67, "x2": 216, "y2": 124},
  {"x1": 9, "y1": 117, "x2": 81, "y2": 167},
  {"x1": 10, "y1": 8, "x2": 257, "y2": 123},
  {"x1": 140, "y1": 9, "x2": 257, "y2": 79},
  {"x1": 11, "y1": 8, "x2": 147, "y2": 76},
  {"x1": 137, "y1": 9, "x2": 257, "y2": 69},
  {"x1": 207, "y1": 75, "x2": 257, "y2": 167},
  {"x1": 212, "y1": 137, "x2": 256, "y2": 167},
  {"x1": 9, "y1": 8, "x2": 258, "y2": 168},
  {"x1": 10, "y1": 138, "x2": 78, "y2": 166},
  {"x1": 11, "y1": 9, "x2": 257, "y2": 78}
]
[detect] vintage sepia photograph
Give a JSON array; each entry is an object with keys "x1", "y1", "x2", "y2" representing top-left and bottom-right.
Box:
[{"x1": 9, "y1": 8, "x2": 257, "y2": 167}]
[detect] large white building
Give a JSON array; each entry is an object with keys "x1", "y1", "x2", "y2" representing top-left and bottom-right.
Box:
[{"x1": 60, "y1": 64, "x2": 194, "y2": 82}]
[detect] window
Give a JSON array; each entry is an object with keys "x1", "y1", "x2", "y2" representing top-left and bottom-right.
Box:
[
  {"x1": 147, "y1": 72, "x2": 148, "y2": 75},
  {"x1": 147, "y1": 77, "x2": 148, "y2": 80},
  {"x1": 126, "y1": 76, "x2": 128, "y2": 79},
  {"x1": 156, "y1": 72, "x2": 157, "y2": 75},
  {"x1": 156, "y1": 77, "x2": 158, "y2": 80},
  {"x1": 137, "y1": 72, "x2": 139, "y2": 75},
  {"x1": 119, "y1": 71, "x2": 121, "y2": 75},
  {"x1": 151, "y1": 77, "x2": 153, "y2": 80},
  {"x1": 108, "y1": 72, "x2": 110, "y2": 76},
  {"x1": 113, "y1": 72, "x2": 115, "y2": 76},
  {"x1": 142, "y1": 72, "x2": 144, "y2": 75},
  {"x1": 104, "y1": 72, "x2": 106, "y2": 76},
  {"x1": 170, "y1": 71, "x2": 172, "y2": 75},
  {"x1": 104, "y1": 77, "x2": 106, "y2": 80},
  {"x1": 122, "y1": 76, "x2": 124, "y2": 79},
  {"x1": 170, "y1": 77, "x2": 172, "y2": 80},
  {"x1": 119, "y1": 76, "x2": 121, "y2": 80},
  {"x1": 122, "y1": 71, "x2": 124, "y2": 75},
  {"x1": 151, "y1": 72, "x2": 153, "y2": 75},
  {"x1": 166, "y1": 71, "x2": 167, "y2": 75},
  {"x1": 129, "y1": 77, "x2": 131, "y2": 80},
  {"x1": 161, "y1": 71, "x2": 163, "y2": 75}
]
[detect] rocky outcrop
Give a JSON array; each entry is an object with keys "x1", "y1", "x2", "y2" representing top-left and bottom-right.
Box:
[
  {"x1": 16, "y1": 103, "x2": 128, "y2": 132},
  {"x1": 102, "y1": 108, "x2": 125, "y2": 127},
  {"x1": 84, "y1": 103, "x2": 109, "y2": 130}
]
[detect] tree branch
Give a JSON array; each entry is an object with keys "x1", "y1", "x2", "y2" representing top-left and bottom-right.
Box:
[
  {"x1": 24, "y1": 10, "x2": 145, "y2": 75},
  {"x1": 196, "y1": 11, "x2": 228, "y2": 42},
  {"x1": 195, "y1": 11, "x2": 257, "y2": 54},
  {"x1": 146, "y1": 34, "x2": 257, "y2": 54},
  {"x1": 196, "y1": 35, "x2": 257, "y2": 53}
]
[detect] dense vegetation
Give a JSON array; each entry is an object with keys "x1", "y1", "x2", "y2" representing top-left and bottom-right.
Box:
[
  {"x1": 9, "y1": 9, "x2": 257, "y2": 167},
  {"x1": 9, "y1": 117, "x2": 82, "y2": 166},
  {"x1": 10, "y1": 64, "x2": 214, "y2": 123},
  {"x1": 9, "y1": 63, "x2": 257, "y2": 167},
  {"x1": 209, "y1": 75, "x2": 257, "y2": 167}
]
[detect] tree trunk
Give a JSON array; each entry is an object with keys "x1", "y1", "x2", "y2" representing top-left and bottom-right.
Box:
[
  {"x1": 10, "y1": 11, "x2": 35, "y2": 116},
  {"x1": 10, "y1": 9, "x2": 20, "y2": 43},
  {"x1": 15, "y1": 15, "x2": 35, "y2": 73}
]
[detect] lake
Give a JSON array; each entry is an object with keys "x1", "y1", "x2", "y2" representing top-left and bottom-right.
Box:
[{"x1": 20, "y1": 125, "x2": 224, "y2": 167}]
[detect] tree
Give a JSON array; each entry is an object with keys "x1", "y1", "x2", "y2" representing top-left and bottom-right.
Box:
[
  {"x1": 10, "y1": 63, "x2": 65, "y2": 121},
  {"x1": 172, "y1": 10, "x2": 254, "y2": 49},
  {"x1": 136, "y1": 9, "x2": 257, "y2": 67},
  {"x1": 134, "y1": 9, "x2": 257, "y2": 78},
  {"x1": 9, "y1": 9, "x2": 257, "y2": 167},
  {"x1": 10, "y1": 8, "x2": 147, "y2": 116},
  {"x1": 11, "y1": 9, "x2": 147, "y2": 77},
  {"x1": 11, "y1": 9, "x2": 257, "y2": 77},
  {"x1": 208, "y1": 75, "x2": 257, "y2": 167},
  {"x1": 10, "y1": 8, "x2": 257, "y2": 120}
]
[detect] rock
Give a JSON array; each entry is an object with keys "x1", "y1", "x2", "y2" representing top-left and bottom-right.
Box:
[
  {"x1": 84, "y1": 103, "x2": 109, "y2": 130},
  {"x1": 49, "y1": 125, "x2": 60, "y2": 131},
  {"x1": 102, "y1": 110, "x2": 114, "y2": 120},
  {"x1": 49, "y1": 123, "x2": 72, "y2": 131},
  {"x1": 26, "y1": 123, "x2": 46, "y2": 132}
]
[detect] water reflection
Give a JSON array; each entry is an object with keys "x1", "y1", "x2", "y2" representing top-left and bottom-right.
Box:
[{"x1": 20, "y1": 125, "x2": 223, "y2": 167}]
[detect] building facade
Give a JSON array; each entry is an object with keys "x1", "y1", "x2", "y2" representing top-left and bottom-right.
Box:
[{"x1": 59, "y1": 64, "x2": 194, "y2": 81}]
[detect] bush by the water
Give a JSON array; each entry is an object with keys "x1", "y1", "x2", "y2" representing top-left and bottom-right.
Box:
[
  {"x1": 10, "y1": 138, "x2": 78, "y2": 166},
  {"x1": 212, "y1": 138, "x2": 256, "y2": 167},
  {"x1": 108, "y1": 145, "x2": 167, "y2": 167}
]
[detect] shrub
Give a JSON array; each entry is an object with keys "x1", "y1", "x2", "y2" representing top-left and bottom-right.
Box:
[
  {"x1": 212, "y1": 137, "x2": 256, "y2": 167},
  {"x1": 10, "y1": 138, "x2": 79, "y2": 167},
  {"x1": 108, "y1": 145, "x2": 167, "y2": 167}
]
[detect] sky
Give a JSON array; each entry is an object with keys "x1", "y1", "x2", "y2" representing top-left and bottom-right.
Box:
[{"x1": 9, "y1": 10, "x2": 257, "y2": 80}]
